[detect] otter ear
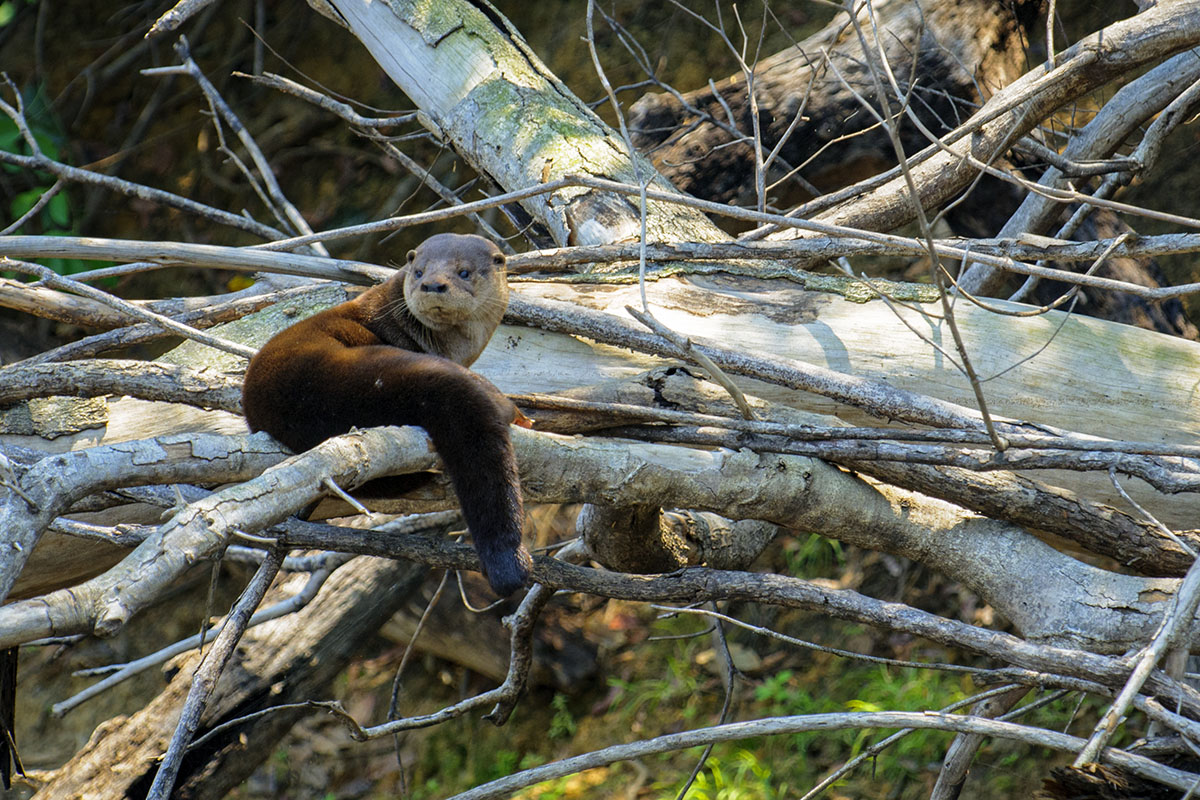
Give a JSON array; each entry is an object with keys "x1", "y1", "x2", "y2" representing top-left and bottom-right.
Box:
[
  {"x1": 492, "y1": 253, "x2": 505, "y2": 267},
  {"x1": 406, "y1": 249, "x2": 417, "y2": 264}
]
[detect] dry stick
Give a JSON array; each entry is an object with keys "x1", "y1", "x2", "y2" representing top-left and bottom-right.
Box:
[
  {"x1": 742, "y1": 7, "x2": 1173, "y2": 240},
  {"x1": 0, "y1": 276, "x2": 147, "y2": 329},
  {"x1": 674, "y1": 600, "x2": 738, "y2": 800},
  {"x1": 891, "y1": 67, "x2": 1200, "y2": 254},
  {"x1": 306, "y1": 581, "x2": 554, "y2": 740},
  {"x1": 146, "y1": 38, "x2": 329, "y2": 257},
  {"x1": 236, "y1": 71, "x2": 416, "y2": 128},
  {"x1": 145, "y1": 547, "x2": 286, "y2": 800},
  {"x1": 483, "y1": 582, "x2": 555, "y2": 725},
  {"x1": 512, "y1": 392, "x2": 1200, "y2": 459},
  {"x1": 727, "y1": 2, "x2": 769, "y2": 214},
  {"x1": 0, "y1": 179, "x2": 64, "y2": 236},
  {"x1": 800, "y1": 685, "x2": 1030, "y2": 800},
  {"x1": 1111, "y1": 468, "x2": 1200, "y2": 558},
  {"x1": 7, "y1": 227, "x2": 1200, "y2": 301},
  {"x1": 196, "y1": 169, "x2": 1198, "y2": 303},
  {"x1": 0, "y1": 258, "x2": 256, "y2": 359},
  {"x1": 444, "y1": 711, "x2": 1200, "y2": 800},
  {"x1": 513, "y1": 295, "x2": 1200, "y2": 493},
  {"x1": 625, "y1": 306, "x2": 755, "y2": 420},
  {"x1": 242, "y1": 69, "x2": 512, "y2": 251},
  {"x1": 0, "y1": 97, "x2": 286, "y2": 243},
  {"x1": 1075, "y1": 552, "x2": 1200, "y2": 766},
  {"x1": 849, "y1": 2, "x2": 1005, "y2": 451},
  {"x1": 928, "y1": 686, "x2": 1029, "y2": 800},
  {"x1": 586, "y1": 0, "x2": 651, "y2": 310},
  {"x1": 520, "y1": 234, "x2": 1200, "y2": 298},
  {"x1": 146, "y1": 0, "x2": 220, "y2": 37},
  {"x1": 656, "y1": 604, "x2": 984, "y2": 675},
  {"x1": 1013, "y1": 70, "x2": 1200, "y2": 303},
  {"x1": 612, "y1": 1, "x2": 821, "y2": 199},
  {"x1": 371, "y1": 138, "x2": 513, "y2": 252},
  {"x1": 510, "y1": 294, "x2": 986, "y2": 432},
  {"x1": 389, "y1": 570, "x2": 449, "y2": 793},
  {"x1": 322, "y1": 581, "x2": 553, "y2": 738},
  {"x1": 954, "y1": 148, "x2": 1200, "y2": 232},
  {"x1": 967, "y1": 49, "x2": 1200, "y2": 296},
  {"x1": 0, "y1": 359, "x2": 243, "y2": 414},
  {"x1": 12, "y1": 283, "x2": 320, "y2": 367},
  {"x1": 276, "y1": 524, "x2": 1199, "y2": 710},
  {"x1": 947, "y1": 234, "x2": 1129, "y2": 320},
  {"x1": 1013, "y1": 137, "x2": 1138, "y2": 177},
  {"x1": 52, "y1": 554, "x2": 344, "y2": 717},
  {"x1": 625, "y1": 425, "x2": 1200, "y2": 494},
  {"x1": 0, "y1": 235, "x2": 380, "y2": 284}
]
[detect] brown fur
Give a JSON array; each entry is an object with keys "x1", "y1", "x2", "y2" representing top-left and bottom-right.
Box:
[{"x1": 242, "y1": 233, "x2": 531, "y2": 595}]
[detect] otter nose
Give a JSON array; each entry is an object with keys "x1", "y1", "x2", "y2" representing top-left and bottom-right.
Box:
[{"x1": 420, "y1": 280, "x2": 449, "y2": 294}]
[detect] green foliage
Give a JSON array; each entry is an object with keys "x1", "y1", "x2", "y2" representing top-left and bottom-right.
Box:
[
  {"x1": 549, "y1": 692, "x2": 578, "y2": 739},
  {"x1": 671, "y1": 749, "x2": 785, "y2": 800},
  {"x1": 0, "y1": 81, "x2": 97, "y2": 276},
  {"x1": 782, "y1": 534, "x2": 844, "y2": 578},
  {"x1": 608, "y1": 650, "x2": 706, "y2": 723},
  {"x1": 0, "y1": 0, "x2": 36, "y2": 28}
]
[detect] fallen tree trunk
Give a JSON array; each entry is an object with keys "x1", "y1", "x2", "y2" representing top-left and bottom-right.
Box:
[
  {"x1": 31, "y1": 557, "x2": 425, "y2": 799},
  {"x1": 6, "y1": 0, "x2": 1200, "y2": 795}
]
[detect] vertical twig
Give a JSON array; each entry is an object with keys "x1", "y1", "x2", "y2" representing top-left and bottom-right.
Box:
[
  {"x1": 847, "y1": 0, "x2": 1007, "y2": 451},
  {"x1": 146, "y1": 547, "x2": 286, "y2": 800},
  {"x1": 626, "y1": 304, "x2": 755, "y2": 420},
  {"x1": 586, "y1": 0, "x2": 652, "y2": 312},
  {"x1": 1074, "y1": 551, "x2": 1200, "y2": 766},
  {"x1": 674, "y1": 603, "x2": 737, "y2": 800},
  {"x1": 389, "y1": 570, "x2": 451, "y2": 793}
]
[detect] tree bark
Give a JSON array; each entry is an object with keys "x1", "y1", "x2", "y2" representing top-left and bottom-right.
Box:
[
  {"x1": 32, "y1": 557, "x2": 425, "y2": 800},
  {"x1": 630, "y1": 0, "x2": 1038, "y2": 227}
]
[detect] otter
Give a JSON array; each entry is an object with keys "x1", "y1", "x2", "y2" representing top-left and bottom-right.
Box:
[{"x1": 242, "y1": 233, "x2": 532, "y2": 596}]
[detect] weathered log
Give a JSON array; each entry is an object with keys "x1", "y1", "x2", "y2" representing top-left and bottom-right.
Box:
[
  {"x1": 630, "y1": 0, "x2": 1038, "y2": 227},
  {"x1": 629, "y1": 1, "x2": 1198, "y2": 338},
  {"x1": 31, "y1": 557, "x2": 425, "y2": 799}
]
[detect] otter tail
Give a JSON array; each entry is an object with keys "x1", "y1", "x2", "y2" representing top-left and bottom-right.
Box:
[
  {"x1": 421, "y1": 377, "x2": 533, "y2": 597},
  {"x1": 339, "y1": 348, "x2": 533, "y2": 596}
]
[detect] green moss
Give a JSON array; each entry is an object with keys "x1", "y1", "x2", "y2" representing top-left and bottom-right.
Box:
[{"x1": 520, "y1": 261, "x2": 941, "y2": 304}]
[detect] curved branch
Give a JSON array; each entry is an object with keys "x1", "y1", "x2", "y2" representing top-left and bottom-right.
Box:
[{"x1": 448, "y1": 711, "x2": 1200, "y2": 800}]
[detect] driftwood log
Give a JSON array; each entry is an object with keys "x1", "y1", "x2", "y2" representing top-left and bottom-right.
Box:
[
  {"x1": 30, "y1": 557, "x2": 425, "y2": 800},
  {"x1": 3, "y1": 0, "x2": 1200, "y2": 795},
  {"x1": 629, "y1": 0, "x2": 1197, "y2": 338}
]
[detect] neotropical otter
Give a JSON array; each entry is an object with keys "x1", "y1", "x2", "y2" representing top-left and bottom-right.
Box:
[{"x1": 242, "y1": 233, "x2": 532, "y2": 596}]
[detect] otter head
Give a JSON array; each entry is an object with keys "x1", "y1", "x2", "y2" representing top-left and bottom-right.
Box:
[{"x1": 403, "y1": 233, "x2": 508, "y2": 331}]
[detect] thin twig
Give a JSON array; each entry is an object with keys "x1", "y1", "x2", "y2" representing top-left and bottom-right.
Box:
[
  {"x1": 0, "y1": 259, "x2": 256, "y2": 359},
  {"x1": 1075, "y1": 552, "x2": 1200, "y2": 766},
  {"x1": 625, "y1": 305, "x2": 755, "y2": 420},
  {"x1": 586, "y1": 0, "x2": 652, "y2": 311},
  {"x1": 146, "y1": 547, "x2": 286, "y2": 800}
]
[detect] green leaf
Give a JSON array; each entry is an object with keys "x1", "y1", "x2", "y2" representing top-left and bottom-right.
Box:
[
  {"x1": 32, "y1": 130, "x2": 58, "y2": 161},
  {"x1": 10, "y1": 188, "x2": 41, "y2": 223},
  {"x1": 0, "y1": 119, "x2": 17, "y2": 152},
  {"x1": 46, "y1": 191, "x2": 70, "y2": 227},
  {"x1": 845, "y1": 698, "x2": 883, "y2": 713}
]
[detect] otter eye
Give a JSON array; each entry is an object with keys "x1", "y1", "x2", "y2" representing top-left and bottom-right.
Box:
[
  {"x1": 458, "y1": 269, "x2": 471, "y2": 279},
  {"x1": 413, "y1": 269, "x2": 423, "y2": 279}
]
